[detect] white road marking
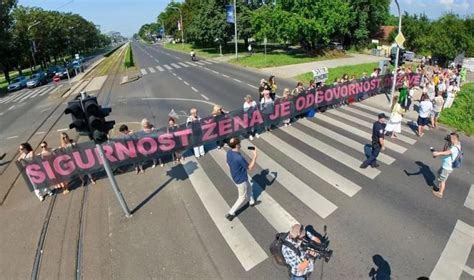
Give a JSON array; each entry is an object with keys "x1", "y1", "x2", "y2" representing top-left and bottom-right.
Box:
[
  {"x1": 177, "y1": 76, "x2": 182, "y2": 81},
  {"x1": 45, "y1": 85, "x2": 62, "y2": 96},
  {"x1": 317, "y1": 113, "x2": 407, "y2": 154},
  {"x1": 9, "y1": 90, "x2": 31, "y2": 103},
  {"x1": 183, "y1": 160, "x2": 267, "y2": 271},
  {"x1": 191, "y1": 87, "x2": 198, "y2": 92},
  {"x1": 183, "y1": 81, "x2": 189, "y2": 86},
  {"x1": 0, "y1": 93, "x2": 18, "y2": 103},
  {"x1": 7, "y1": 135, "x2": 18, "y2": 139},
  {"x1": 212, "y1": 70, "x2": 219, "y2": 74},
  {"x1": 240, "y1": 140, "x2": 338, "y2": 219},
  {"x1": 140, "y1": 68, "x2": 147, "y2": 75},
  {"x1": 35, "y1": 131, "x2": 46, "y2": 135},
  {"x1": 300, "y1": 119, "x2": 395, "y2": 165},
  {"x1": 178, "y1": 62, "x2": 189, "y2": 68},
  {"x1": 56, "y1": 128, "x2": 68, "y2": 132},
  {"x1": 154, "y1": 59, "x2": 160, "y2": 63},
  {"x1": 261, "y1": 133, "x2": 362, "y2": 197},
  {"x1": 122, "y1": 76, "x2": 128, "y2": 84},
  {"x1": 222, "y1": 74, "x2": 230, "y2": 78},
  {"x1": 210, "y1": 150, "x2": 299, "y2": 232},
  {"x1": 283, "y1": 125, "x2": 380, "y2": 179},
  {"x1": 201, "y1": 60, "x2": 212, "y2": 65},
  {"x1": 164, "y1": 64, "x2": 173, "y2": 70},
  {"x1": 172, "y1": 72, "x2": 177, "y2": 76},
  {"x1": 140, "y1": 97, "x2": 216, "y2": 106},
  {"x1": 171, "y1": 63, "x2": 181, "y2": 69},
  {"x1": 430, "y1": 220, "x2": 474, "y2": 279},
  {"x1": 200, "y1": 94, "x2": 209, "y2": 100},
  {"x1": 203, "y1": 67, "x2": 211, "y2": 71},
  {"x1": 353, "y1": 103, "x2": 415, "y2": 124},
  {"x1": 7, "y1": 105, "x2": 15, "y2": 111},
  {"x1": 174, "y1": 56, "x2": 180, "y2": 60},
  {"x1": 186, "y1": 62, "x2": 197, "y2": 66},
  {"x1": 32, "y1": 87, "x2": 51, "y2": 98},
  {"x1": 233, "y1": 78, "x2": 242, "y2": 83},
  {"x1": 195, "y1": 62, "x2": 205, "y2": 66},
  {"x1": 246, "y1": 83, "x2": 258, "y2": 89},
  {"x1": 148, "y1": 67, "x2": 156, "y2": 73},
  {"x1": 341, "y1": 106, "x2": 416, "y2": 137},
  {"x1": 464, "y1": 184, "x2": 474, "y2": 210},
  {"x1": 23, "y1": 88, "x2": 42, "y2": 99}
]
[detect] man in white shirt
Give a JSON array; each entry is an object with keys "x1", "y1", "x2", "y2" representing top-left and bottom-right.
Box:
[
  {"x1": 417, "y1": 94, "x2": 433, "y2": 137},
  {"x1": 432, "y1": 133, "x2": 461, "y2": 198}
]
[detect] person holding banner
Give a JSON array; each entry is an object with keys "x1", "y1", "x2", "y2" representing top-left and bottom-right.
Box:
[
  {"x1": 60, "y1": 132, "x2": 96, "y2": 187},
  {"x1": 119, "y1": 124, "x2": 145, "y2": 173},
  {"x1": 243, "y1": 95, "x2": 260, "y2": 140},
  {"x1": 186, "y1": 108, "x2": 205, "y2": 158},
  {"x1": 268, "y1": 75, "x2": 277, "y2": 100},
  {"x1": 140, "y1": 119, "x2": 164, "y2": 167},
  {"x1": 260, "y1": 90, "x2": 274, "y2": 132},
  {"x1": 18, "y1": 142, "x2": 53, "y2": 201}
]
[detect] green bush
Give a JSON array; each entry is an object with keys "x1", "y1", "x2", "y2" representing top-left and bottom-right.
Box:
[
  {"x1": 439, "y1": 83, "x2": 474, "y2": 136},
  {"x1": 124, "y1": 44, "x2": 134, "y2": 68}
]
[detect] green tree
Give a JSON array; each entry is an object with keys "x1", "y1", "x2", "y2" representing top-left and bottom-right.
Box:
[
  {"x1": 346, "y1": 0, "x2": 391, "y2": 46},
  {"x1": 0, "y1": 0, "x2": 18, "y2": 83},
  {"x1": 427, "y1": 14, "x2": 470, "y2": 61},
  {"x1": 186, "y1": 0, "x2": 229, "y2": 47}
]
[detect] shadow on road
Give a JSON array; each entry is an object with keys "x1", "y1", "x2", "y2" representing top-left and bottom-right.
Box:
[
  {"x1": 131, "y1": 163, "x2": 189, "y2": 214},
  {"x1": 369, "y1": 254, "x2": 391, "y2": 280},
  {"x1": 403, "y1": 161, "x2": 436, "y2": 188}
]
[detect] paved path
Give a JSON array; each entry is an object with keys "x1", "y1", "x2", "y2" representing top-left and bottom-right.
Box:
[{"x1": 261, "y1": 53, "x2": 386, "y2": 78}]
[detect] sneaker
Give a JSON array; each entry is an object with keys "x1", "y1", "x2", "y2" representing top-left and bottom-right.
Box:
[
  {"x1": 250, "y1": 200, "x2": 261, "y2": 207},
  {"x1": 371, "y1": 163, "x2": 380, "y2": 168},
  {"x1": 249, "y1": 135, "x2": 254, "y2": 141},
  {"x1": 432, "y1": 190, "x2": 443, "y2": 198},
  {"x1": 256, "y1": 133, "x2": 260, "y2": 139},
  {"x1": 360, "y1": 164, "x2": 368, "y2": 169},
  {"x1": 160, "y1": 163, "x2": 164, "y2": 167},
  {"x1": 225, "y1": 213, "x2": 235, "y2": 221},
  {"x1": 152, "y1": 164, "x2": 156, "y2": 168},
  {"x1": 39, "y1": 196, "x2": 45, "y2": 202}
]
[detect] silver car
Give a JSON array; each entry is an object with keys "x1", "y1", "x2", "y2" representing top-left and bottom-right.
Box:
[{"x1": 7, "y1": 76, "x2": 28, "y2": 92}]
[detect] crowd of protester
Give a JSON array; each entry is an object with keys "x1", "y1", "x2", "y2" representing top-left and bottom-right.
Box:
[{"x1": 16, "y1": 60, "x2": 466, "y2": 202}]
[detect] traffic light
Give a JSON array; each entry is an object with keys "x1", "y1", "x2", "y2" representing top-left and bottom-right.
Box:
[
  {"x1": 64, "y1": 99, "x2": 89, "y2": 136},
  {"x1": 389, "y1": 47, "x2": 405, "y2": 67},
  {"x1": 398, "y1": 49, "x2": 405, "y2": 66},
  {"x1": 83, "y1": 96, "x2": 115, "y2": 143}
]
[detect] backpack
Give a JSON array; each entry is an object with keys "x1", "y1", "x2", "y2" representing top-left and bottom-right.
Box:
[
  {"x1": 269, "y1": 232, "x2": 300, "y2": 266},
  {"x1": 452, "y1": 145, "x2": 463, "y2": 168}
]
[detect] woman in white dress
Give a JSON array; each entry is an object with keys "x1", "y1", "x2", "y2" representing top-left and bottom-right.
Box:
[{"x1": 385, "y1": 95, "x2": 405, "y2": 138}]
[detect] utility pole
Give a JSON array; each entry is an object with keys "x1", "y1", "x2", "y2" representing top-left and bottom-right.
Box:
[
  {"x1": 233, "y1": 0, "x2": 238, "y2": 59},
  {"x1": 390, "y1": 0, "x2": 402, "y2": 108},
  {"x1": 171, "y1": 6, "x2": 184, "y2": 49},
  {"x1": 28, "y1": 21, "x2": 41, "y2": 71}
]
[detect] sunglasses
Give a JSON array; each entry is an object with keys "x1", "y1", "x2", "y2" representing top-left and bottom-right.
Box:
[{"x1": 41, "y1": 145, "x2": 46, "y2": 148}]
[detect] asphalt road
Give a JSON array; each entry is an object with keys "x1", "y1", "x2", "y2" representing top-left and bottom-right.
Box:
[{"x1": 0, "y1": 41, "x2": 473, "y2": 280}]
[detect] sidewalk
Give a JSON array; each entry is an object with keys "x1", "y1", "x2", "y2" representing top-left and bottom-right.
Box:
[{"x1": 260, "y1": 53, "x2": 386, "y2": 78}]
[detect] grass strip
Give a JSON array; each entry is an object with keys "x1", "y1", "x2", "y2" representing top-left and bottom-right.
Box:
[
  {"x1": 124, "y1": 43, "x2": 135, "y2": 68},
  {"x1": 228, "y1": 51, "x2": 348, "y2": 69},
  {"x1": 439, "y1": 83, "x2": 474, "y2": 136}
]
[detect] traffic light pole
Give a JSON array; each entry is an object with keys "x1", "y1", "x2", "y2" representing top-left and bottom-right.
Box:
[
  {"x1": 390, "y1": 0, "x2": 402, "y2": 108},
  {"x1": 96, "y1": 143, "x2": 132, "y2": 218}
]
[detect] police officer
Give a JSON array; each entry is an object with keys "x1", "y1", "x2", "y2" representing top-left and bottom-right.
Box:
[{"x1": 360, "y1": 113, "x2": 386, "y2": 169}]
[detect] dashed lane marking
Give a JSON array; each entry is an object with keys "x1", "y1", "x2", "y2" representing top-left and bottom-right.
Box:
[
  {"x1": 183, "y1": 81, "x2": 190, "y2": 86},
  {"x1": 200, "y1": 94, "x2": 209, "y2": 100},
  {"x1": 56, "y1": 128, "x2": 68, "y2": 132},
  {"x1": 7, "y1": 135, "x2": 18, "y2": 139},
  {"x1": 191, "y1": 87, "x2": 198, "y2": 92},
  {"x1": 222, "y1": 74, "x2": 230, "y2": 78},
  {"x1": 177, "y1": 76, "x2": 183, "y2": 81},
  {"x1": 247, "y1": 83, "x2": 258, "y2": 89},
  {"x1": 233, "y1": 78, "x2": 242, "y2": 83}
]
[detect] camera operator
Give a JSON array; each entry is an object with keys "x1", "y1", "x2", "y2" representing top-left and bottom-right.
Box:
[
  {"x1": 282, "y1": 224, "x2": 321, "y2": 280},
  {"x1": 431, "y1": 132, "x2": 461, "y2": 198}
]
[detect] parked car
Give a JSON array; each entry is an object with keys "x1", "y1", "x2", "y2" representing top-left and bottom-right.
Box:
[
  {"x1": 7, "y1": 76, "x2": 28, "y2": 92},
  {"x1": 46, "y1": 65, "x2": 62, "y2": 79},
  {"x1": 329, "y1": 41, "x2": 344, "y2": 50},
  {"x1": 403, "y1": 51, "x2": 415, "y2": 61},
  {"x1": 26, "y1": 71, "x2": 48, "y2": 88}
]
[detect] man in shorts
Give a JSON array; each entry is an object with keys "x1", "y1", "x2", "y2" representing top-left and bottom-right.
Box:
[{"x1": 432, "y1": 132, "x2": 461, "y2": 198}]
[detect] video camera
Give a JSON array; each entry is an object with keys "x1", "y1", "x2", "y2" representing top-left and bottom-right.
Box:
[{"x1": 301, "y1": 225, "x2": 333, "y2": 263}]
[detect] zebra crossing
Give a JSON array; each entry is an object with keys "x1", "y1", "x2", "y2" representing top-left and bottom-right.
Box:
[
  {"x1": 139, "y1": 59, "x2": 219, "y2": 76},
  {"x1": 0, "y1": 85, "x2": 59, "y2": 105},
  {"x1": 178, "y1": 102, "x2": 421, "y2": 271}
]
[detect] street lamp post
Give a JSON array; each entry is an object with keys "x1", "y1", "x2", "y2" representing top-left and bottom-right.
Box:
[
  {"x1": 171, "y1": 6, "x2": 184, "y2": 49},
  {"x1": 390, "y1": 0, "x2": 402, "y2": 107},
  {"x1": 233, "y1": 0, "x2": 238, "y2": 59},
  {"x1": 28, "y1": 21, "x2": 41, "y2": 71}
]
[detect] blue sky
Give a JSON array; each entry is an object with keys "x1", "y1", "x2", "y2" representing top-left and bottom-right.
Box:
[{"x1": 18, "y1": 0, "x2": 474, "y2": 37}]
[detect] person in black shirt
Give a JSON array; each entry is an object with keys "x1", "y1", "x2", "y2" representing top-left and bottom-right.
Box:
[{"x1": 360, "y1": 113, "x2": 386, "y2": 169}]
